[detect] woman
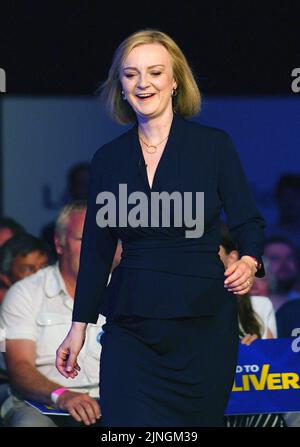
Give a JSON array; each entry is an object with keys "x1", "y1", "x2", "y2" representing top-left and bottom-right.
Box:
[{"x1": 55, "y1": 29, "x2": 265, "y2": 427}]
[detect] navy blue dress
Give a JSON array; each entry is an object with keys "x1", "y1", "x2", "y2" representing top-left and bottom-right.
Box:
[{"x1": 72, "y1": 114, "x2": 265, "y2": 426}]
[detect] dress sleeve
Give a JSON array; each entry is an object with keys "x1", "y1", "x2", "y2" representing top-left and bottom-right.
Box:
[
  {"x1": 217, "y1": 132, "x2": 266, "y2": 278},
  {"x1": 72, "y1": 149, "x2": 118, "y2": 323}
]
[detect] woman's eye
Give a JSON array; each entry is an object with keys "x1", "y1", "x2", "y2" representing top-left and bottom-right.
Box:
[
  {"x1": 125, "y1": 74, "x2": 135, "y2": 78},
  {"x1": 151, "y1": 72, "x2": 161, "y2": 76}
]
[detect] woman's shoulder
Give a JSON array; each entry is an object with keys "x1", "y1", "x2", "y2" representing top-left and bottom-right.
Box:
[
  {"x1": 92, "y1": 124, "x2": 135, "y2": 165},
  {"x1": 180, "y1": 117, "x2": 236, "y2": 163},
  {"x1": 182, "y1": 116, "x2": 231, "y2": 142}
]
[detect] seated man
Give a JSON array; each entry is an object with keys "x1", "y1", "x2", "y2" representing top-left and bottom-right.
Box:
[
  {"x1": 0, "y1": 232, "x2": 50, "y2": 409},
  {"x1": 0, "y1": 201, "x2": 106, "y2": 427}
]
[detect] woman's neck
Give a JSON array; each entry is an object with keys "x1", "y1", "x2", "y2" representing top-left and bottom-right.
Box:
[{"x1": 137, "y1": 109, "x2": 174, "y2": 143}]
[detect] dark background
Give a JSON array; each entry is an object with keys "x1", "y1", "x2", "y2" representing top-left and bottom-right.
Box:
[{"x1": 0, "y1": 0, "x2": 299, "y2": 96}]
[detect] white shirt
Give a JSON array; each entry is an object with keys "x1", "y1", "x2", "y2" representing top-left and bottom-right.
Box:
[
  {"x1": 0, "y1": 263, "x2": 106, "y2": 398},
  {"x1": 250, "y1": 295, "x2": 277, "y2": 339}
]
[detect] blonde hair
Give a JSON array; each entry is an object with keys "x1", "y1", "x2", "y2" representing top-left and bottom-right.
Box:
[
  {"x1": 98, "y1": 29, "x2": 201, "y2": 124},
  {"x1": 55, "y1": 200, "x2": 86, "y2": 245}
]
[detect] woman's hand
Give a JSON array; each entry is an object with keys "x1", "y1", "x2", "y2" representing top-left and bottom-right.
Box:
[
  {"x1": 56, "y1": 322, "x2": 87, "y2": 379},
  {"x1": 224, "y1": 255, "x2": 257, "y2": 296},
  {"x1": 241, "y1": 334, "x2": 258, "y2": 345}
]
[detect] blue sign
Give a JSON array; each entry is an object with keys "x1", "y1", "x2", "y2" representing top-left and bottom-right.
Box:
[{"x1": 225, "y1": 338, "x2": 300, "y2": 415}]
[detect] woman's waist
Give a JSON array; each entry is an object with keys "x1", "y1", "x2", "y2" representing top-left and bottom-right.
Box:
[
  {"x1": 119, "y1": 249, "x2": 225, "y2": 277},
  {"x1": 101, "y1": 268, "x2": 227, "y2": 319}
]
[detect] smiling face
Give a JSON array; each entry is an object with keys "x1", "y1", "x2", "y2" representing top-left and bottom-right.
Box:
[{"x1": 120, "y1": 43, "x2": 177, "y2": 121}]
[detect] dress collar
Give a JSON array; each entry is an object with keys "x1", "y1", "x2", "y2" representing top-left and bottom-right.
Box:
[{"x1": 129, "y1": 113, "x2": 186, "y2": 192}]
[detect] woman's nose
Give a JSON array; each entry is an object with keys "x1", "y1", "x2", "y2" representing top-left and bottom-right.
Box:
[{"x1": 137, "y1": 74, "x2": 150, "y2": 88}]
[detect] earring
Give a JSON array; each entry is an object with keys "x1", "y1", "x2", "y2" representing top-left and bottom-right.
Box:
[
  {"x1": 171, "y1": 87, "x2": 177, "y2": 97},
  {"x1": 121, "y1": 90, "x2": 127, "y2": 100}
]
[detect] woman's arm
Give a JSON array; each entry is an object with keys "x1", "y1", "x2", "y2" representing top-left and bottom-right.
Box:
[
  {"x1": 56, "y1": 321, "x2": 87, "y2": 378},
  {"x1": 72, "y1": 149, "x2": 118, "y2": 324},
  {"x1": 217, "y1": 132, "x2": 266, "y2": 278},
  {"x1": 56, "y1": 149, "x2": 117, "y2": 378}
]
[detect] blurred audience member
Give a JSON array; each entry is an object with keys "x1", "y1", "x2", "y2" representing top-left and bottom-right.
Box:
[
  {"x1": 66, "y1": 163, "x2": 91, "y2": 202},
  {"x1": 0, "y1": 233, "x2": 49, "y2": 415},
  {"x1": 0, "y1": 217, "x2": 25, "y2": 247},
  {"x1": 276, "y1": 299, "x2": 300, "y2": 338},
  {"x1": 263, "y1": 236, "x2": 300, "y2": 311},
  {"x1": 40, "y1": 163, "x2": 91, "y2": 260},
  {"x1": 0, "y1": 218, "x2": 26, "y2": 304},
  {"x1": 265, "y1": 174, "x2": 300, "y2": 257},
  {"x1": 0, "y1": 234, "x2": 50, "y2": 294},
  {"x1": 0, "y1": 201, "x2": 103, "y2": 427}
]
